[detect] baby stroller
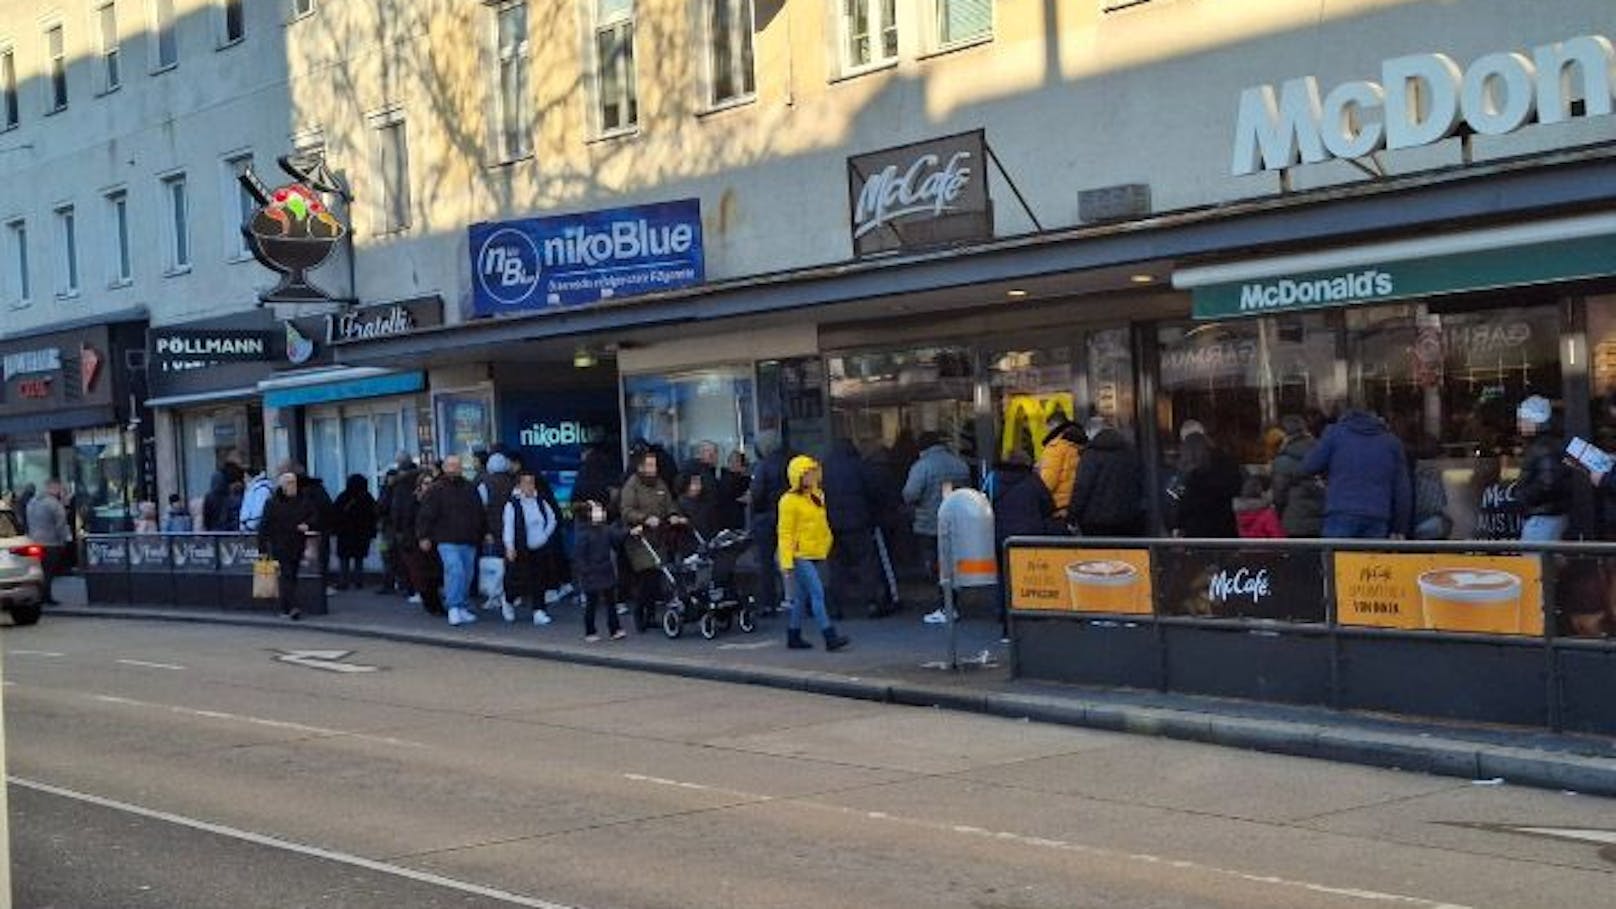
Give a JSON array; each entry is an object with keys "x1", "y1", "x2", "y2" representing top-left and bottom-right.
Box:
[{"x1": 634, "y1": 527, "x2": 757, "y2": 639}]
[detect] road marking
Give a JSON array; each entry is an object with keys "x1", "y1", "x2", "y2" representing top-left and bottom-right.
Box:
[
  {"x1": 116, "y1": 659, "x2": 187, "y2": 671},
  {"x1": 1504, "y1": 826, "x2": 1616, "y2": 846},
  {"x1": 9, "y1": 777, "x2": 581, "y2": 909},
  {"x1": 8, "y1": 650, "x2": 63, "y2": 657},
  {"x1": 89, "y1": 694, "x2": 424, "y2": 749},
  {"x1": 715, "y1": 641, "x2": 774, "y2": 650},
  {"x1": 623, "y1": 774, "x2": 1472, "y2": 908},
  {"x1": 275, "y1": 649, "x2": 381, "y2": 673}
]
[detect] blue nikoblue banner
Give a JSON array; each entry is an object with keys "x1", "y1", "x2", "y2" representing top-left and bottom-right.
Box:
[{"x1": 469, "y1": 198, "x2": 704, "y2": 315}]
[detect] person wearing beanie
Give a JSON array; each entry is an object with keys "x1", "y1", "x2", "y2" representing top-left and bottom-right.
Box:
[
  {"x1": 777, "y1": 455, "x2": 849, "y2": 651},
  {"x1": 1515, "y1": 395, "x2": 1571, "y2": 542}
]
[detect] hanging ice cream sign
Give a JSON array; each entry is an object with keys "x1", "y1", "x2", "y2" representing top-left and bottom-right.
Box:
[
  {"x1": 239, "y1": 154, "x2": 353, "y2": 304},
  {"x1": 1232, "y1": 34, "x2": 1615, "y2": 175}
]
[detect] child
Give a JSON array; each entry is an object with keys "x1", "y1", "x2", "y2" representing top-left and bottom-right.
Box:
[
  {"x1": 161, "y1": 494, "x2": 194, "y2": 533},
  {"x1": 1234, "y1": 474, "x2": 1286, "y2": 539},
  {"x1": 572, "y1": 500, "x2": 624, "y2": 642}
]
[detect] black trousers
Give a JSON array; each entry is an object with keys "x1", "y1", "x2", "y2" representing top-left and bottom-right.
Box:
[
  {"x1": 829, "y1": 528, "x2": 878, "y2": 612},
  {"x1": 39, "y1": 545, "x2": 65, "y2": 603},
  {"x1": 584, "y1": 589, "x2": 620, "y2": 636},
  {"x1": 634, "y1": 570, "x2": 663, "y2": 631},
  {"x1": 276, "y1": 555, "x2": 302, "y2": 615}
]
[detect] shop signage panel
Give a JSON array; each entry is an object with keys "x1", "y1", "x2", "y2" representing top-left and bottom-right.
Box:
[
  {"x1": 0, "y1": 325, "x2": 114, "y2": 415},
  {"x1": 150, "y1": 329, "x2": 276, "y2": 373},
  {"x1": 1156, "y1": 546, "x2": 1326, "y2": 623},
  {"x1": 847, "y1": 130, "x2": 992, "y2": 257},
  {"x1": 1335, "y1": 552, "x2": 1544, "y2": 636},
  {"x1": 324, "y1": 296, "x2": 444, "y2": 345},
  {"x1": 1192, "y1": 234, "x2": 1616, "y2": 320},
  {"x1": 1008, "y1": 546, "x2": 1153, "y2": 614},
  {"x1": 469, "y1": 199, "x2": 705, "y2": 315},
  {"x1": 499, "y1": 388, "x2": 621, "y2": 507}
]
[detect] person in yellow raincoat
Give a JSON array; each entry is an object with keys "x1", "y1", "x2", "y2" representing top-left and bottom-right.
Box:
[{"x1": 777, "y1": 455, "x2": 851, "y2": 651}]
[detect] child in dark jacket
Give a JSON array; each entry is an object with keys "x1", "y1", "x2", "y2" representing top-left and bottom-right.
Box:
[{"x1": 572, "y1": 500, "x2": 624, "y2": 641}]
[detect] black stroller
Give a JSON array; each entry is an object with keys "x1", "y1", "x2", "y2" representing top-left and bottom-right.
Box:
[{"x1": 634, "y1": 527, "x2": 758, "y2": 639}]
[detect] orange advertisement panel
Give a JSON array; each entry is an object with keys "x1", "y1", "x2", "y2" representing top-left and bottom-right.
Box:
[
  {"x1": 1008, "y1": 547, "x2": 1153, "y2": 615},
  {"x1": 1335, "y1": 552, "x2": 1544, "y2": 636}
]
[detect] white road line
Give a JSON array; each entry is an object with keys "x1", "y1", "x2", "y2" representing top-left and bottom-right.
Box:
[
  {"x1": 622, "y1": 774, "x2": 1472, "y2": 909},
  {"x1": 9, "y1": 777, "x2": 581, "y2": 909},
  {"x1": 115, "y1": 659, "x2": 187, "y2": 671},
  {"x1": 715, "y1": 641, "x2": 775, "y2": 650},
  {"x1": 8, "y1": 650, "x2": 63, "y2": 657},
  {"x1": 89, "y1": 694, "x2": 425, "y2": 749}
]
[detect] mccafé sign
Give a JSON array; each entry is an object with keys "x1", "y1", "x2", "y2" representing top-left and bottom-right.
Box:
[
  {"x1": 1233, "y1": 33, "x2": 1615, "y2": 175},
  {"x1": 847, "y1": 130, "x2": 992, "y2": 257}
]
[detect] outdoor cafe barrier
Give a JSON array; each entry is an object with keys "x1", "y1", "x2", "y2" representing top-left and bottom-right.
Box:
[
  {"x1": 81, "y1": 533, "x2": 329, "y2": 616},
  {"x1": 1004, "y1": 536, "x2": 1616, "y2": 735}
]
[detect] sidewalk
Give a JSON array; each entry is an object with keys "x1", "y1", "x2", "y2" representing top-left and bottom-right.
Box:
[{"x1": 44, "y1": 578, "x2": 1616, "y2": 798}]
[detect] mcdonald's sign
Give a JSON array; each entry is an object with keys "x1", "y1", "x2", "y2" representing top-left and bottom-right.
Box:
[{"x1": 1000, "y1": 393, "x2": 1075, "y2": 460}]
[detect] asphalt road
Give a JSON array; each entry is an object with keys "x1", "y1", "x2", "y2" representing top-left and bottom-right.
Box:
[{"x1": 4, "y1": 619, "x2": 1614, "y2": 909}]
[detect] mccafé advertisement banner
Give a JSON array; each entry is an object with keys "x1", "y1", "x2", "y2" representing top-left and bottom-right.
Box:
[
  {"x1": 1335, "y1": 552, "x2": 1544, "y2": 636},
  {"x1": 1157, "y1": 547, "x2": 1326, "y2": 623},
  {"x1": 1007, "y1": 546, "x2": 1153, "y2": 615}
]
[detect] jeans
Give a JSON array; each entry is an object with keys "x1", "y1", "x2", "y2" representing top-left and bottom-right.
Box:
[
  {"x1": 1321, "y1": 514, "x2": 1390, "y2": 539},
  {"x1": 437, "y1": 543, "x2": 477, "y2": 614},
  {"x1": 1521, "y1": 515, "x2": 1568, "y2": 542},
  {"x1": 789, "y1": 560, "x2": 832, "y2": 632}
]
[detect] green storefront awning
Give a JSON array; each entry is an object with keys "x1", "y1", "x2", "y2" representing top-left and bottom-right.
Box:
[{"x1": 1190, "y1": 233, "x2": 1616, "y2": 320}]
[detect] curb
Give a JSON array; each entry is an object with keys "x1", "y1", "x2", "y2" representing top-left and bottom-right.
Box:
[{"x1": 46, "y1": 606, "x2": 1616, "y2": 798}]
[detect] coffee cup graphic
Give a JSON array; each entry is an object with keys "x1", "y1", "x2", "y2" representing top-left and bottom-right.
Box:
[
  {"x1": 1417, "y1": 568, "x2": 1523, "y2": 633},
  {"x1": 1066, "y1": 559, "x2": 1144, "y2": 613}
]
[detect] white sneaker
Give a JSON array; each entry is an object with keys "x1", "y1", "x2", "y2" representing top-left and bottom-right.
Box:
[
  {"x1": 923, "y1": 608, "x2": 950, "y2": 625},
  {"x1": 407, "y1": 593, "x2": 423, "y2": 606},
  {"x1": 458, "y1": 607, "x2": 478, "y2": 624},
  {"x1": 532, "y1": 609, "x2": 553, "y2": 626},
  {"x1": 501, "y1": 602, "x2": 516, "y2": 623},
  {"x1": 447, "y1": 608, "x2": 467, "y2": 626},
  {"x1": 481, "y1": 594, "x2": 503, "y2": 612},
  {"x1": 615, "y1": 603, "x2": 630, "y2": 616},
  {"x1": 545, "y1": 583, "x2": 575, "y2": 605}
]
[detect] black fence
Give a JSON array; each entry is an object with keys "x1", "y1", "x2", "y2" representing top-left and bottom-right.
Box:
[
  {"x1": 82, "y1": 533, "x2": 329, "y2": 616},
  {"x1": 1006, "y1": 537, "x2": 1616, "y2": 736}
]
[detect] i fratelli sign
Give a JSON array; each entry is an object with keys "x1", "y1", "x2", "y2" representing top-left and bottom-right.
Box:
[
  {"x1": 1232, "y1": 33, "x2": 1615, "y2": 175},
  {"x1": 847, "y1": 130, "x2": 993, "y2": 257}
]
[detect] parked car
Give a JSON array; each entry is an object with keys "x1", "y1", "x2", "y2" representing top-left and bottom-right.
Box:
[{"x1": 0, "y1": 506, "x2": 45, "y2": 626}]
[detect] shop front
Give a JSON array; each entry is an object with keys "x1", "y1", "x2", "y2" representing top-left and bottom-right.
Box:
[{"x1": 0, "y1": 315, "x2": 153, "y2": 532}]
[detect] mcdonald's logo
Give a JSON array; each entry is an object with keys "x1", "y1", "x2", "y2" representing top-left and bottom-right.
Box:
[{"x1": 1001, "y1": 393, "x2": 1074, "y2": 459}]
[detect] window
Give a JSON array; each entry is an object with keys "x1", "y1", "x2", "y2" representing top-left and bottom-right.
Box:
[
  {"x1": 161, "y1": 173, "x2": 190, "y2": 271},
  {"x1": 376, "y1": 117, "x2": 411, "y2": 231},
  {"x1": 493, "y1": 1, "x2": 531, "y2": 159},
  {"x1": 840, "y1": 0, "x2": 897, "y2": 71},
  {"x1": 223, "y1": 152, "x2": 255, "y2": 257},
  {"x1": 593, "y1": 0, "x2": 637, "y2": 132},
  {"x1": 106, "y1": 189, "x2": 131, "y2": 283},
  {"x1": 97, "y1": 3, "x2": 121, "y2": 91},
  {"x1": 221, "y1": 0, "x2": 245, "y2": 44},
  {"x1": 6, "y1": 219, "x2": 29, "y2": 303},
  {"x1": 1, "y1": 48, "x2": 16, "y2": 128},
  {"x1": 291, "y1": 0, "x2": 314, "y2": 18},
  {"x1": 153, "y1": 0, "x2": 177, "y2": 69},
  {"x1": 707, "y1": 0, "x2": 755, "y2": 105},
  {"x1": 55, "y1": 206, "x2": 78, "y2": 296},
  {"x1": 46, "y1": 24, "x2": 67, "y2": 111},
  {"x1": 934, "y1": 0, "x2": 990, "y2": 47}
]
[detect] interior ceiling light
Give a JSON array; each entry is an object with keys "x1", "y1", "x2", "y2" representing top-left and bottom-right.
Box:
[
  {"x1": 1006, "y1": 288, "x2": 1029, "y2": 298},
  {"x1": 1130, "y1": 274, "x2": 1156, "y2": 284},
  {"x1": 573, "y1": 348, "x2": 598, "y2": 369}
]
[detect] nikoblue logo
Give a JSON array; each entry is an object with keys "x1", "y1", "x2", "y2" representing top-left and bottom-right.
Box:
[{"x1": 476, "y1": 227, "x2": 543, "y2": 307}]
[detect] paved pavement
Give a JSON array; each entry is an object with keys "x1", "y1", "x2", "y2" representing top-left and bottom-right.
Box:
[
  {"x1": 40, "y1": 578, "x2": 1616, "y2": 797},
  {"x1": 8, "y1": 620, "x2": 1616, "y2": 909}
]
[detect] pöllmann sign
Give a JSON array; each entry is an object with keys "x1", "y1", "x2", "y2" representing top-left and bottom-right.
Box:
[{"x1": 1232, "y1": 34, "x2": 1614, "y2": 175}]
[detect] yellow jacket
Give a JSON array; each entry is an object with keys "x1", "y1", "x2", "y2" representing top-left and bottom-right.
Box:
[
  {"x1": 1038, "y1": 434, "x2": 1082, "y2": 514},
  {"x1": 777, "y1": 455, "x2": 833, "y2": 570}
]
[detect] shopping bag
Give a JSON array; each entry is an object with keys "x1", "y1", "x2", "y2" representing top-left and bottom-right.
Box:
[
  {"x1": 252, "y1": 557, "x2": 280, "y2": 600},
  {"x1": 478, "y1": 555, "x2": 506, "y2": 599}
]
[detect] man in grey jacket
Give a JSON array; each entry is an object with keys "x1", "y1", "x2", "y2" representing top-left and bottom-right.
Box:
[
  {"x1": 26, "y1": 479, "x2": 70, "y2": 605},
  {"x1": 902, "y1": 432, "x2": 971, "y2": 623}
]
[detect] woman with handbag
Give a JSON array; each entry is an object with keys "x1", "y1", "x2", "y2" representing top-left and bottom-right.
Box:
[{"x1": 258, "y1": 472, "x2": 320, "y2": 620}]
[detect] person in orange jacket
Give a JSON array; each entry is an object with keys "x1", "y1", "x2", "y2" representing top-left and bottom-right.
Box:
[
  {"x1": 1038, "y1": 413, "x2": 1085, "y2": 523},
  {"x1": 777, "y1": 455, "x2": 850, "y2": 651}
]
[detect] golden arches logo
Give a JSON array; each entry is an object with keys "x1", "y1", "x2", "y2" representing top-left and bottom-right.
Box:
[{"x1": 1001, "y1": 393, "x2": 1074, "y2": 459}]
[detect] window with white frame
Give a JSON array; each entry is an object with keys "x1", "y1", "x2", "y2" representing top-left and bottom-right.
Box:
[
  {"x1": 152, "y1": 0, "x2": 178, "y2": 69},
  {"x1": 707, "y1": 0, "x2": 755, "y2": 105},
  {"x1": 97, "y1": 3, "x2": 121, "y2": 91},
  {"x1": 45, "y1": 24, "x2": 67, "y2": 111},
  {"x1": 934, "y1": 0, "x2": 990, "y2": 47},
  {"x1": 223, "y1": 152, "x2": 255, "y2": 257},
  {"x1": 840, "y1": 0, "x2": 897, "y2": 71},
  {"x1": 593, "y1": 0, "x2": 637, "y2": 133},
  {"x1": 1, "y1": 47, "x2": 16, "y2": 129},
  {"x1": 55, "y1": 205, "x2": 78, "y2": 296},
  {"x1": 493, "y1": 0, "x2": 531, "y2": 159},
  {"x1": 221, "y1": 0, "x2": 245, "y2": 45},
  {"x1": 161, "y1": 173, "x2": 190, "y2": 271},
  {"x1": 106, "y1": 189, "x2": 131, "y2": 284},
  {"x1": 291, "y1": 0, "x2": 314, "y2": 19},
  {"x1": 375, "y1": 115, "x2": 411, "y2": 232},
  {"x1": 6, "y1": 219, "x2": 29, "y2": 304}
]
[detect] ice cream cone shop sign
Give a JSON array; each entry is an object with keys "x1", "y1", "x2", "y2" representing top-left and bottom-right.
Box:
[
  {"x1": 1232, "y1": 34, "x2": 1615, "y2": 176},
  {"x1": 239, "y1": 155, "x2": 352, "y2": 304}
]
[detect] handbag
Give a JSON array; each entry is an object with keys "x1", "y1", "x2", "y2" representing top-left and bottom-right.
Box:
[
  {"x1": 478, "y1": 552, "x2": 506, "y2": 598},
  {"x1": 252, "y1": 557, "x2": 280, "y2": 599}
]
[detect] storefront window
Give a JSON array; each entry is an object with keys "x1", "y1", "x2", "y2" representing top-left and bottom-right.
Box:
[
  {"x1": 1085, "y1": 327, "x2": 1136, "y2": 434},
  {"x1": 65, "y1": 427, "x2": 136, "y2": 533},
  {"x1": 829, "y1": 346, "x2": 978, "y2": 467},
  {"x1": 623, "y1": 366, "x2": 756, "y2": 466},
  {"x1": 986, "y1": 345, "x2": 1075, "y2": 461},
  {"x1": 436, "y1": 392, "x2": 493, "y2": 472},
  {"x1": 757, "y1": 357, "x2": 829, "y2": 459},
  {"x1": 179, "y1": 407, "x2": 252, "y2": 502},
  {"x1": 5, "y1": 440, "x2": 50, "y2": 497}
]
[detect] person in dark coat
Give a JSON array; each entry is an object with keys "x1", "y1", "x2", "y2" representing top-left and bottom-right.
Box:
[
  {"x1": 1270, "y1": 414, "x2": 1325, "y2": 538},
  {"x1": 821, "y1": 438, "x2": 882, "y2": 619},
  {"x1": 1172, "y1": 426, "x2": 1243, "y2": 538},
  {"x1": 571, "y1": 499, "x2": 623, "y2": 641},
  {"x1": 389, "y1": 460, "x2": 420, "y2": 598},
  {"x1": 715, "y1": 450, "x2": 751, "y2": 531},
  {"x1": 417, "y1": 455, "x2": 487, "y2": 626},
  {"x1": 332, "y1": 474, "x2": 378, "y2": 591},
  {"x1": 503, "y1": 470, "x2": 560, "y2": 626},
  {"x1": 399, "y1": 468, "x2": 443, "y2": 616},
  {"x1": 990, "y1": 451, "x2": 1053, "y2": 636},
  {"x1": 676, "y1": 471, "x2": 721, "y2": 541},
  {"x1": 573, "y1": 445, "x2": 620, "y2": 519},
  {"x1": 1514, "y1": 395, "x2": 1572, "y2": 542},
  {"x1": 747, "y1": 431, "x2": 790, "y2": 613},
  {"x1": 1069, "y1": 418, "x2": 1145, "y2": 537},
  {"x1": 201, "y1": 470, "x2": 232, "y2": 532},
  {"x1": 257, "y1": 472, "x2": 319, "y2": 620},
  {"x1": 1301, "y1": 409, "x2": 1412, "y2": 539}
]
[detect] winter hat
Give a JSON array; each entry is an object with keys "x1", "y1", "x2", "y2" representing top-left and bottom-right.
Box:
[
  {"x1": 1517, "y1": 395, "x2": 1551, "y2": 427},
  {"x1": 1179, "y1": 419, "x2": 1207, "y2": 441},
  {"x1": 486, "y1": 452, "x2": 511, "y2": 474}
]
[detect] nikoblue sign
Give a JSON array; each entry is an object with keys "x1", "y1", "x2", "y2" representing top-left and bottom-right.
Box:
[{"x1": 469, "y1": 199, "x2": 704, "y2": 315}]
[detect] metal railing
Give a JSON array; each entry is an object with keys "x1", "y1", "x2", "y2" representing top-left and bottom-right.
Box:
[{"x1": 80, "y1": 532, "x2": 329, "y2": 614}]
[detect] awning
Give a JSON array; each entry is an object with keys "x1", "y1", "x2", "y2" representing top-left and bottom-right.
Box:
[
  {"x1": 0, "y1": 405, "x2": 119, "y2": 437},
  {"x1": 144, "y1": 386, "x2": 261, "y2": 409},
  {"x1": 260, "y1": 369, "x2": 424, "y2": 409}
]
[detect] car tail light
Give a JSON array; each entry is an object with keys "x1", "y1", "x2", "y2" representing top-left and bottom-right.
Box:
[{"x1": 9, "y1": 545, "x2": 43, "y2": 560}]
